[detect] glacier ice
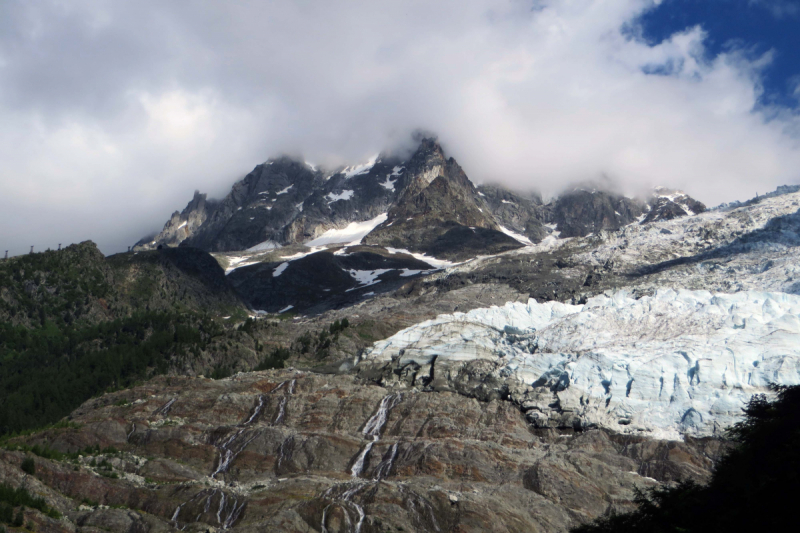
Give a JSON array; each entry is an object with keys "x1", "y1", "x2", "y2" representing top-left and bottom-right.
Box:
[{"x1": 359, "y1": 289, "x2": 800, "y2": 440}]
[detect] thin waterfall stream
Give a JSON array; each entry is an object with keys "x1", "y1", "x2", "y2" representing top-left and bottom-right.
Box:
[{"x1": 321, "y1": 392, "x2": 403, "y2": 533}]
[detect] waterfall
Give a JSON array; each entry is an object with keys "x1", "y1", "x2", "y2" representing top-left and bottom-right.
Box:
[
  {"x1": 350, "y1": 440, "x2": 375, "y2": 478},
  {"x1": 320, "y1": 484, "x2": 368, "y2": 533},
  {"x1": 273, "y1": 379, "x2": 296, "y2": 425},
  {"x1": 243, "y1": 395, "x2": 266, "y2": 425},
  {"x1": 321, "y1": 392, "x2": 403, "y2": 533},
  {"x1": 211, "y1": 428, "x2": 260, "y2": 478},
  {"x1": 402, "y1": 485, "x2": 441, "y2": 533},
  {"x1": 173, "y1": 380, "x2": 298, "y2": 530},
  {"x1": 374, "y1": 442, "x2": 399, "y2": 481},
  {"x1": 351, "y1": 393, "x2": 402, "y2": 479},
  {"x1": 154, "y1": 397, "x2": 176, "y2": 416},
  {"x1": 363, "y1": 393, "x2": 401, "y2": 438}
]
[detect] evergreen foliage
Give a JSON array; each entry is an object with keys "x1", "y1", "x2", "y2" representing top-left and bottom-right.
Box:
[
  {"x1": 20, "y1": 458, "x2": 35, "y2": 475},
  {"x1": 0, "y1": 311, "x2": 222, "y2": 435},
  {"x1": 209, "y1": 364, "x2": 233, "y2": 380},
  {"x1": 571, "y1": 385, "x2": 800, "y2": 533},
  {"x1": 0, "y1": 243, "x2": 110, "y2": 328},
  {"x1": 0, "y1": 483, "x2": 60, "y2": 522},
  {"x1": 254, "y1": 347, "x2": 291, "y2": 371}
]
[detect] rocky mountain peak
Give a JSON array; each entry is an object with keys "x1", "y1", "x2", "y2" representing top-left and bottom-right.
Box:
[
  {"x1": 550, "y1": 188, "x2": 646, "y2": 238},
  {"x1": 394, "y1": 137, "x2": 448, "y2": 200},
  {"x1": 643, "y1": 186, "x2": 707, "y2": 223},
  {"x1": 362, "y1": 142, "x2": 524, "y2": 259},
  {"x1": 134, "y1": 137, "x2": 709, "y2": 262}
]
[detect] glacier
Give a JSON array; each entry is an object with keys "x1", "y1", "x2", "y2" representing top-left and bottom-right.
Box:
[{"x1": 358, "y1": 289, "x2": 800, "y2": 440}]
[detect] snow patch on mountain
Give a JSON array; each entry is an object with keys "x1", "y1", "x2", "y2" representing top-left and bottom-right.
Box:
[
  {"x1": 327, "y1": 190, "x2": 355, "y2": 203},
  {"x1": 498, "y1": 225, "x2": 534, "y2": 245},
  {"x1": 273, "y1": 262, "x2": 289, "y2": 277},
  {"x1": 385, "y1": 247, "x2": 461, "y2": 269},
  {"x1": 360, "y1": 289, "x2": 800, "y2": 440},
  {"x1": 346, "y1": 268, "x2": 393, "y2": 290},
  {"x1": 246, "y1": 240, "x2": 280, "y2": 252},
  {"x1": 379, "y1": 176, "x2": 397, "y2": 192},
  {"x1": 305, "y1": 213, "x2": 388, "y2": 247},
  {"x1": 224, "y1": 256, "x2": 262, "y2": 274},
  {"x1": 343, "y1": 155, "x2": 379, "y2": 179}
]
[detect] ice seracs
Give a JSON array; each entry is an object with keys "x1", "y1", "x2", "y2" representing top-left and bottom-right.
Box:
[{"x1": 359, "y1": 289, "x2": 800, "y2": 440}]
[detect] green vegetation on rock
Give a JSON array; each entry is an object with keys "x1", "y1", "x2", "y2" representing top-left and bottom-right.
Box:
[
  {"x1": 0, "y1": 311, "x2": 223, "y2": 435},
  {"x1": 0, "y1": 483, "x2": 60, "y2": 522}
]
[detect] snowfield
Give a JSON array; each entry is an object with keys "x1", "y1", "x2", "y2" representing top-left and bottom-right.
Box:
[
  {"x1": 326, "y1": 190, "x2": 355, "y2": 203},
  {"x1": 360, "y1": 289, "x2": 800, "y2": 440},
  {"x1": 246, "y1": 240, "x2": 280, "y2": 252},
  {"x1": 346, "y1": 268, "x2": 393, "y2": 290},
  {"x1": 572, "y1": 189, "x2": 800, "y2": 295},
  {"x1": 305, "y1": 213, "x2": 388, "y2": 247},
  {"x1": 342, "y1": 155, "x2": 379, "y2": 179}
]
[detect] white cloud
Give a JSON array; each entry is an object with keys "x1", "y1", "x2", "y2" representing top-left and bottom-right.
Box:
[
  {"x1": 748, "y1": 0, "x2": 800, "y2": 18},
  {"x1": 0, "y1": 0, "x2": 799, "y2": 255}
]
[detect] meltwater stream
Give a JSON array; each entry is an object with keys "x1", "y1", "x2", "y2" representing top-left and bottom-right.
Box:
[
  {"x1": 350, "y1": 392, "x2": 402, "y2": 478},
  {"x1": 172, "y1": 378, "x2": 298, "y2": 530},
  {"x1": 321, "y1": 392, "x2": 403, "y2": 533}
]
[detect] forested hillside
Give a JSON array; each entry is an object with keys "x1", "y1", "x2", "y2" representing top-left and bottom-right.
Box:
[{"x1": 0, "y1": 243, "x2": 250, "y2": 434}]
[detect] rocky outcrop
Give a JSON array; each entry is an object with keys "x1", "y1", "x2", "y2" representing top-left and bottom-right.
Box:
[
  {"x1": 227, "y1": 247, "x2": 435, "y2": 314},
  {"x1": 182, "y1": 157, "x2": 325, "y2": 252},
  {"x1": 549, "y1": 189, "x2": 645, "y2": 238},
  {"x1": 137, "y1": 151, "x2": 411, "y2": 253},
  {"x1": 363, "y1": 140, "x2": 523, "y2": 260},
  {"x1": 475, "y1": 184, "x2": 549, "y2": 243},
  {"x1": 1, "y1": 370, "x2": 726, "y2": 532},
  {"x1": 642, "y1": 187, "x2": 707, "y2": 224},
  {"x1": 134, "y1": 191, "x2": 218, "y2": 251},
  {"x1": 137, "y1": 138, "x2": 528, "y2": 259}
]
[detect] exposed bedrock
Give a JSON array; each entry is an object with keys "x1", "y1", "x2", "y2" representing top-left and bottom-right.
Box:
[{"x1": 2, "y1": 370, "x2": 728, "y2": 532}]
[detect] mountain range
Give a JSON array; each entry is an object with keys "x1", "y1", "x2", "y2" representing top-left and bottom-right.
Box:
[
  {"x1": 3, "y1": 137, "x2": 800, "y2": 533},
  {"x1": 133, "y1": 138, "x2": 707, "y2": 314}
]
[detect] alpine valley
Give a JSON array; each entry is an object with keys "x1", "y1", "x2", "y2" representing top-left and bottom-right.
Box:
[{"x1": 2, "y1": 137, "x2": 800, "y2": 533}]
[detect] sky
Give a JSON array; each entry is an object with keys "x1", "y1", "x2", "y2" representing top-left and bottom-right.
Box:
[{"x1": 1, "y1": 0, "x2": 799, "y2": 256}]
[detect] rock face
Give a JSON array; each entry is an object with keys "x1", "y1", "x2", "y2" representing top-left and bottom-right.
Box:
[
  {"x1": 643, "y1": 187, "x2": 707, "y2": 224},
  {"x1": 134, "y1": 136, "x2": 710, "y2": 266},
  {"x1": 475, "y1": 184, "x2": 549, "y2": 243},
  {"x1": 357, "y1": 289, "x2": 800, "y2": 440},
  {"x1": 362, "y1": 139, "x2": 524, "y2": 260},
  {"x1": 2, "y1": 370, "x2": 727, "y2": 532},
  {"x1": 549, "y1": 189, "x2": 646, "y2": 238},
  {"x1": 135, "y1": 150, "x2": 413, "y2": 253},
  {"x1": 227, "y1": 247, "x2": 436, "y2": 314},
  {"x1": 135, "y1": 191, "x2": 219, "y2": 250}
]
